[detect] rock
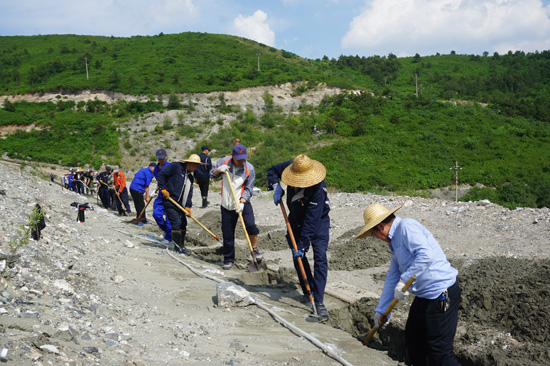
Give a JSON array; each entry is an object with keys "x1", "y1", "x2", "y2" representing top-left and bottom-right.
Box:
[
  {"x1": 216, "y1": 282, "x2": 256, "y2": 307},
  {"x1": 40, "y1": 344, "x2": 60, "y2": 354}
]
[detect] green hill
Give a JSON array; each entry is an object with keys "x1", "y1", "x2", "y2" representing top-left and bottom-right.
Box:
[{"x1": 1, "y1": 33, "x2": 549, "y2": 209}]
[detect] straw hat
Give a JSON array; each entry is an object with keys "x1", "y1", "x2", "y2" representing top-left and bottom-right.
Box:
[
  {"x1": 355, "y1": 203, "x2": 403, "y2": 239},
  {"x1": 181, "y1": 154, "x2": 207, "y2": 165},
  {"x1": 281, "y1": 154, "x2": 326, "y2": 188}
]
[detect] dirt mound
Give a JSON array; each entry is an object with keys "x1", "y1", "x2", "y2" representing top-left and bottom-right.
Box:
[
  {"x1": 329, "y1": 226, "x2": 392, "y2": 271},
  {"x1": 454, "y1": 257, "x2": 550, "y2": 366}
]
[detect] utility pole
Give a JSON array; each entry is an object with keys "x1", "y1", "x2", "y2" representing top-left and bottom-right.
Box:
[
  {"x1": 257, "y1": 53, "x2": 260, "y2": 72},
  {"x1": 85, "y1": 57, "x2": 89, "y2": 80},
  {"x1": 450, "y1": 161, "x2": 462, "y2": 202}
]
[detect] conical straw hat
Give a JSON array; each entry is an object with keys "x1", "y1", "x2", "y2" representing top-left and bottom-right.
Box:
[
  {"x1": 355, "y1": 203, "x2": 403, "y2": 239},
  {"x1": 281, "y1": 154, "x2": 326, "y2": 188},
  {"x1": 181, "y1": 154, "x2": 207, "y2": 165}
]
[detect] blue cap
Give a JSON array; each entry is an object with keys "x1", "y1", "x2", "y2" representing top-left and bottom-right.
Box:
[
  {"x1": 155, "y1": 148, "x2": 167, "y2": 159},
  {"x1": 232, "y1": 144, "x2": 247, "y2": 160},
  {"x1": 201, "y1": 145, "x2": 210, "y2": 151},
  {"x1": 148, "y1": 162, "x2": 156, "y2": 168}
]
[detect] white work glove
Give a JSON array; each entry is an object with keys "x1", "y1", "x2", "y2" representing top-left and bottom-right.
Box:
[
  {"x1": 374, "y1": 312, "x2": 390, "y2": 329},
  {"x1": 236, "y1": 201, "x2": 245, "y2": 213},
  {"x1": 218, "y1": 165, "x2": 229, "y2": 173},
  {"x1": 394, "y1": 279, "x2": 410, "y2": 300}
]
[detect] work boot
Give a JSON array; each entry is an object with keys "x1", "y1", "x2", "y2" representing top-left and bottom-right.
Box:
[
  {"x1": 223, "y1": 262, "x2": 233, "y2": 270},
  {"x1": 171, "y1": 231, "x2": 187, "y2": 254},
  {"x1": 315, "y1": 302, "x2": 329, "y2": 321},
  {"x1": 201, "y1": 197, "x2": 208, "y2": 208}
]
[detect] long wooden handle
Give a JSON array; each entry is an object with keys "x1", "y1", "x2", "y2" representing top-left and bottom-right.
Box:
[
  {"x1": 363, "y1": 275, "x2": 416, "y2": 345},
  {"x1": 137, "y1": 194, "x2": 155, "y2": 219},
  {"x1": 166, "y1": 196, "x2": 219, "y2": 241},
  {"x1": 280, "y1": 202, "x2": 317, "y2": 315}
]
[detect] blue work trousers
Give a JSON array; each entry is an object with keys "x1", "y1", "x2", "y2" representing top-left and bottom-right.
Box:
[
  {"x1": 164, "y1": 199, "x2": 188, "y2": 232},
  {"x1": 153, "y1": 195, "x2": 172, "y2": 241},
  {"x1": 98, "y1": 187, "x2": 111, "y2": 209},
  {"x1": 286, "y1": 215, "x2": 329, "y2": 304},
  {"x1": 221, "y1": 202, "x2": 259, "y2": 264}
]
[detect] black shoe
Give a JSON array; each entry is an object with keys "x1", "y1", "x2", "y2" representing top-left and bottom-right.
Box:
[
  {"x1": 173, "y1": 243, "x2": 189, "y2": 254},
  {"x1": 315, "y1": 302, "x2": 329, "y2": 321}
]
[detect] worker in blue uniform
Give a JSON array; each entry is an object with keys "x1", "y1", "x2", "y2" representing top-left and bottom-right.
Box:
[
  {"x1": 152, "y1": 149, "x2": 172, "y2": 242},
  {"x1": 194, "y1": 145, "x2": 213, "y2": 208},
  {"x1": 157, "y1": 154, "x2": 205, "y2": 254},
  {"x1": 267, "y1": 154, "x2": 330, "y2": 321},
  {"x1": 129, "y1": 162, "x2": 156, "y2": 222},
  {"x1": 96, "y1": 166, "x2": 112, "y2": 209}
]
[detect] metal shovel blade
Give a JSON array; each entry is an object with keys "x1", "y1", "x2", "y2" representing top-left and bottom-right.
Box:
[
  {"x1": 128, "y1": 217, "x2": 146, "y2": 224},
  {"x1": 247, "y1": 258, "x2": 268, "y2": 272}
]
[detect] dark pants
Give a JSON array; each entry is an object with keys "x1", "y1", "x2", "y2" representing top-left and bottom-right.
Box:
[
  {"x1": 221, "y1": 203, "x2": 259, "y2": 264},
  {"x1": 109, "y1": 189, "x2": 117, "y2": 210},
  {"x1": 99, "y1": 187, "x2": 111, "y2": 209},
  {"x1": 130, "y1": 189, "x2": 146, "y2": 220},
  {"x1": 164, "y1": 199, "x2": 188, "y2": 232},
  {"x1": 286, "y1": 215, "x2": 329, "y2": 304},
  {"x1": 405, "y1": 281, "x2": 462, "y2": 366},
  {"x1": 114, "y1": 187, "x2": 131, "y2": 214},
  {"x1": 196, "y1": 176, "x2": 210, "y2": 198}
]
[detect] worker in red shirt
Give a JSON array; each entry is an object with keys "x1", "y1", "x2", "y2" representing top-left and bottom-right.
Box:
[{"x1": 112, "y1": 166, "x2": 131, "y2": 216}]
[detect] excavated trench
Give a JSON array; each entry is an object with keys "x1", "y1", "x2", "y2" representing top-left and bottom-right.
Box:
[{"x1": 183, "y1": 211, "x2": 550, "y2": 366}]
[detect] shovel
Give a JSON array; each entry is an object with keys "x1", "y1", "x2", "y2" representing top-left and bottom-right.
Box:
[
  {"x1": 128, "y1": 194, "x2": 156, "y2": 224},
  {"x1": 363, "y1": 275, "x2": 416, "y2": 345},
  {"x1": 165, "y1": 196, "x2": 220, "y2": 241},
  {"x1": 280, "y1": 202, "x2": 317, "y2": 315},
  {"x1": 224, "y1": 171, "x2": 267, "y2": 272}
]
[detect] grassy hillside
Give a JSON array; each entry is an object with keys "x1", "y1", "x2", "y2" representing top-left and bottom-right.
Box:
[{"x1": 1, "y1": 33, "x2": 549, "y2": 209}]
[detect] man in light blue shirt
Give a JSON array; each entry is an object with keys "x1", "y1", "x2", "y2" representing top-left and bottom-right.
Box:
[{"x1": 356, "y1": 203, "x2": 461, "y2": 366}]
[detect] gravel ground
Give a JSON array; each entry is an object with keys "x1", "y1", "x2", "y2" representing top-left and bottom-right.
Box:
[{"x1": 1, "y1": 161, "x2": 550, "y2": 366}]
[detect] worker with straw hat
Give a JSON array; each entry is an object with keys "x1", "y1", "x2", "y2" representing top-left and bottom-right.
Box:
[
  {"x1": 356, "y1": 203, "x2": 461, "y2": 366},
  {"x1": 267, "y1": 154, "x2": 330, "y2": 321},
  {"x1": 157, "y1": 153, "x2": 206, "y2": 254}
]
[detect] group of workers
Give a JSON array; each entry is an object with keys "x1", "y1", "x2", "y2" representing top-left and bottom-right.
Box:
[
  {"x1": 89, "y1": 137, "x2": 460, "y2": 366},
  {"x1": 62, "y1": 168, "x2": 95, "y2": 195}
]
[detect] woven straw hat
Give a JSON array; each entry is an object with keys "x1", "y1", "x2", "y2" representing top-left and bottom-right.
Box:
[
  {"x1": 355, "y1": 203, "x2": 403, "y2": 239},
  {"x1": 281, "y1": 154, "x2": 326, "y2": 188},
  {"x1": 181, "y1": 154, "x2": 207, "y2": 165}
]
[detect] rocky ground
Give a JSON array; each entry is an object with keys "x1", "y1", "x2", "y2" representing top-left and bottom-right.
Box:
[{"x1": 1, "y1": 161, "x2": 550, "y2": 366}]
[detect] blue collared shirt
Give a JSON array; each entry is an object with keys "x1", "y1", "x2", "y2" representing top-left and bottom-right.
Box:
[
  {"x1": 129, "y1": 167, "x2": 154, "y2": 194},
  {"x1": 376, "y1": 217, "x2": 458, "y2": 315}
]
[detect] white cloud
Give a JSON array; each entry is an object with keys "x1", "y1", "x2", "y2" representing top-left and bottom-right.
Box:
[
  {"x1": 0, "y1": 0, "x2": 200, "y2": 37},
  {"x1": 233, "y1": 10, "x2": 275, "y2": 46},
  {"x1": 342, "y1": 0, "x2": 550, "y2": 56}
]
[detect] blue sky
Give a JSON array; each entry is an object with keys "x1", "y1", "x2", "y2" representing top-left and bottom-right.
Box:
[{"x1": 1, "y1": 0, "x2": 549, "y2": 59}]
